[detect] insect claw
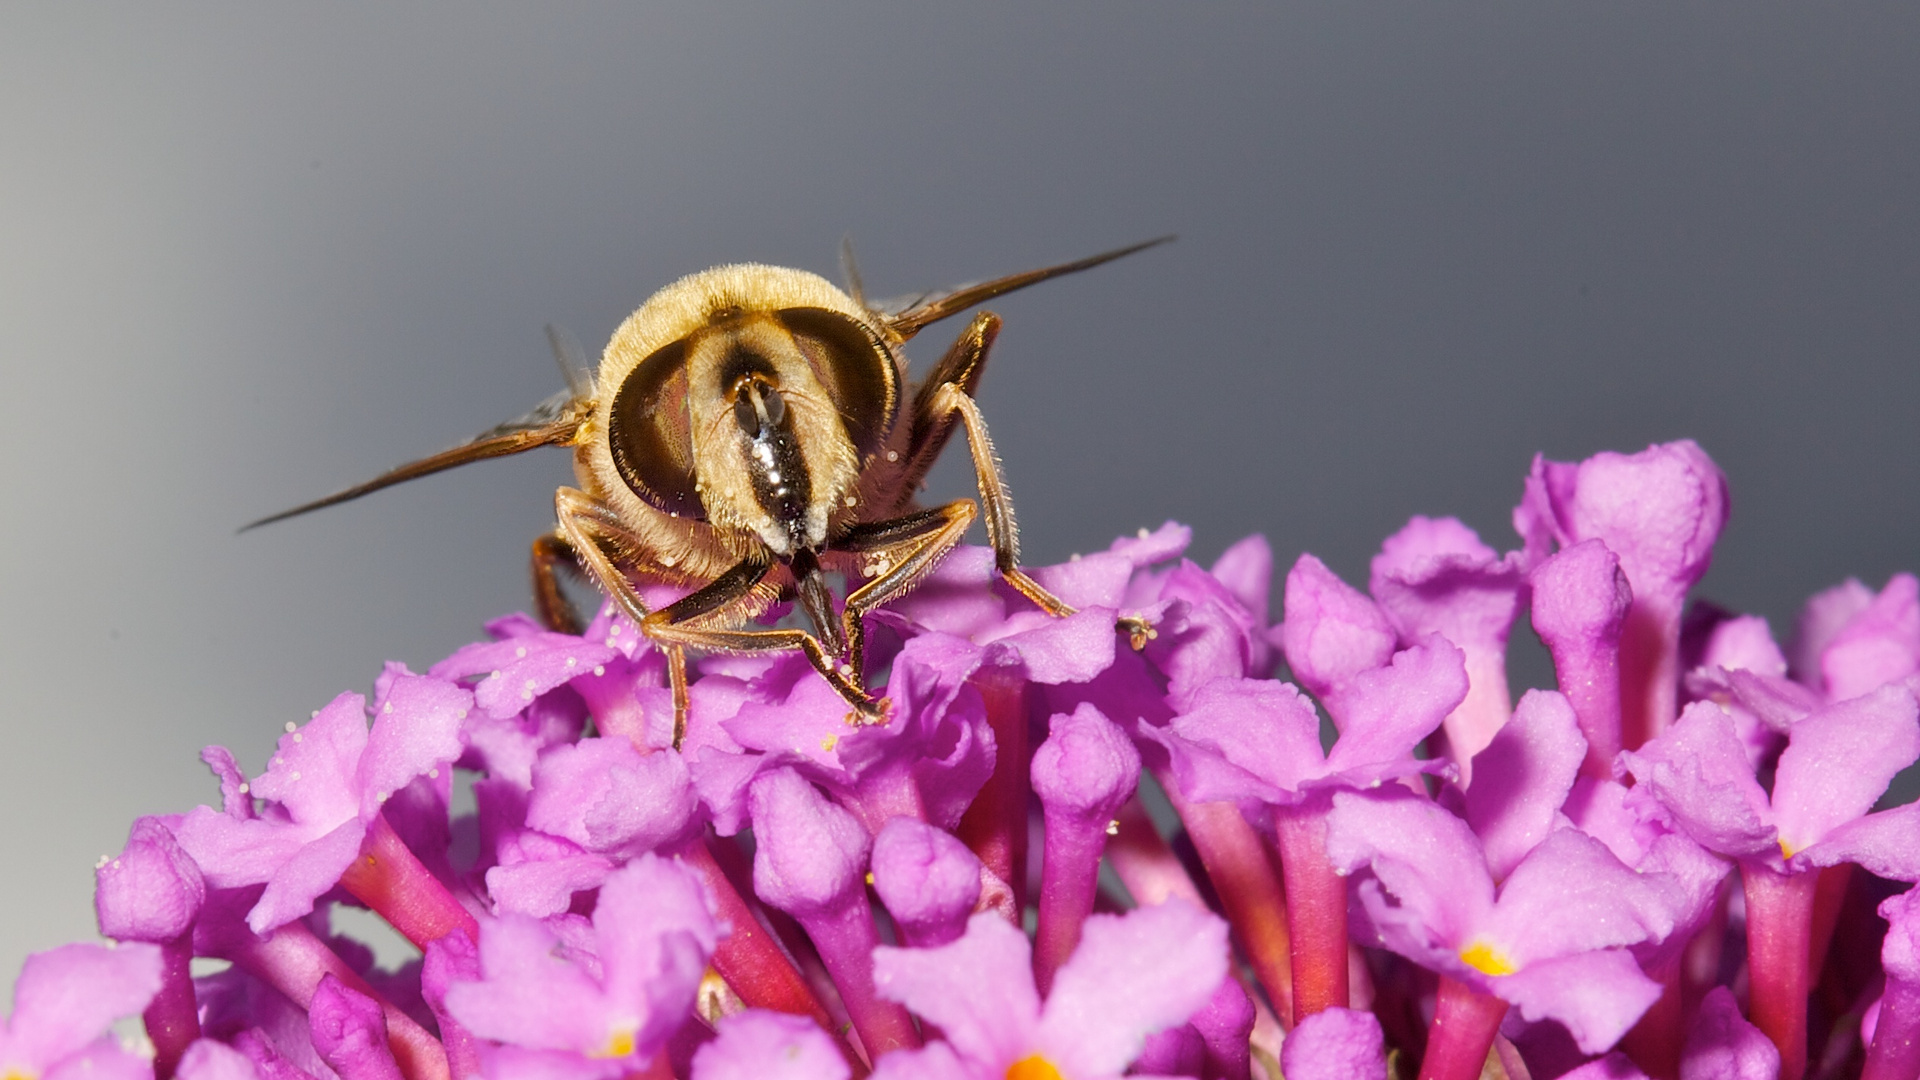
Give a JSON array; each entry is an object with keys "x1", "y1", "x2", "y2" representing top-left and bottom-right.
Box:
[
  {"x1": 1118, "y1": 614, "x2": 1157, "y2": 652},
  {"x1": 846, "y1": 697, "x2": 893, "y2": 727}
]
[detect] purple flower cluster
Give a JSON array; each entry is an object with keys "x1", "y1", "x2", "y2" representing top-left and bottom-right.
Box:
[{"x1": 15, "y1": 440, "x2": 1920, "y2": 1080}]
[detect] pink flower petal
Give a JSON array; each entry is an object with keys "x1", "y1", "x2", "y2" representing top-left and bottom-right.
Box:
[
  {"x1": 872, "y1": 912, "x2": 1039, "y2": 1069},
  {"x1": 1038, "y1": 899, "x2": 1230, "y2": 1078},
  {"x1": 692, "y1": 1011, "x2": 848, "y2": 1080}
]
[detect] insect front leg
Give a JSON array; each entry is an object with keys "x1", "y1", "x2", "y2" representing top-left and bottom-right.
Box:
[
  {"x1": 553, "y1": 487, "x2": 715, "y2": 745},
  {"x1": 836, "y1": 500, "x2": 978, "y2": 683},
  {"x1": 640, "y1": 618, "x2": 890, "y2": 726}
]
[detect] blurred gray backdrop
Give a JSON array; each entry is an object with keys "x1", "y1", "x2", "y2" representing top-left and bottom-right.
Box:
[{"x1": 3, "y1": 6, "x2": 1917, "y2": 996}]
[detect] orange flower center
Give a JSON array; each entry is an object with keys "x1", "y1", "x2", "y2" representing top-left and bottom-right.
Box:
[{"x1": 1006, "y1": 1053, "x2": 1065, "y2": 1080}]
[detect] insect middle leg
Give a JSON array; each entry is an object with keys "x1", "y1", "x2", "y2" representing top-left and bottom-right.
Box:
[
  {"x1": 907, "y1": 313, "x2": 1156, "y2": 647},
  {"x1": 551, "y1": 487, "x2": 746, "y2": 745}
]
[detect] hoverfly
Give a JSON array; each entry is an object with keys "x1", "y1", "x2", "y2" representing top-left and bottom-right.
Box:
[{"x1": 246, "y1": 238, "x2": 1170, "y2": 743}]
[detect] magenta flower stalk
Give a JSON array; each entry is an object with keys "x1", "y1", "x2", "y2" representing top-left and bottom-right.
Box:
[
  {"x1": 678, "y1": 839, "x2": 845, "y2": 1047},
  {"x1": 749, "y1": 768, "x2": 921, "y2": 1060},
  {"x1": 1029, "y1": 703, "x2": 1140, "y2": 993},
  {"x1": 27, "y1": 435, "x2": 1920, "y2": 1080},
  {"x1": 953, "y1": 666, "x2": 1034, "y2": 914},
  {"x1": 1151, "y1": 768, "x2": 1297, "y2": 1024},
  {"x1": 1863, "y1": 888, "x2": 1920, "y2": 1080}
]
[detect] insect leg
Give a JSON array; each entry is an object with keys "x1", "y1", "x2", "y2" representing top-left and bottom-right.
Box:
[
  {"x1": 531, "y1": 533, "x2": 587, "y2": 634},
  {"x1": 641, "y1": 619, "x2": 889, "y2": 725},
  {"x1": 925, "y1": 380, "x2": 1075, "y2": 619},
  {"x1": 893, "y1": 312, "x2": 1000, "y2": 503},
  {"x1": 553, "y1": 487, "x2": 714, "y2": 745},
  {"x1": 836, "y1": 500, "x2": 978, "y2": 682}
]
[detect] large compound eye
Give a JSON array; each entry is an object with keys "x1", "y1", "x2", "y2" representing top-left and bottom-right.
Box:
[
  {"x1": 607, "y1": 338, "x2": 705, "y2": 519},
  {"x1": 775, "y1": 308, "x2": 899, "y2": 462}
]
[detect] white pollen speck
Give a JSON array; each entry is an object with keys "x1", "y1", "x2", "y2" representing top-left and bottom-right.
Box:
[
  {"x1": 1106, "y1": 819, "x2": 1121, "y2": 836},
  {"x1": 565, "y1": 657, "x2": 577, "y2": 667},
  {"x1": 377, "y1": 791, "x2": 389, "y2": 803},
  {"x1": 382, "y1": 702, "x2": 392, "y2": 714},
  {"x1": 515, "y1": 647, "x2": 527, "y2": 659},
  {"x1": 289, "y1": 771, "x2": 301, "y2": 781},
  {"x1": 286, "y1": 721, "x2": 298, "y2": 732},
  {"x1": 594, "y1": 665, "x2": 606, "y2": 677},
  {"x1": 845, "y1": 495, "x2": 857, "y2": 507},
  {"x1": 489, "y1": 670, "x2": 501, "y2": 680},
  {"x1": 238, "y1": 783, "x2": 249, "y2": 794},
  {"x1": 609, "y1": 624, "x2": 622, "y2": 636},
  {"x1": 291, "y1": 732, "x2": 302, "y2": 744},
  {"x1": 429, "y1": 768, "x2": 440, "y2": 779},
  {"x1": 522, "y1": 690, "x2": 534, "y2": 701},
  {"x1": 768, "y1": 471, "x2": 781, "y2": 483},
  {"x1": 524, "y1": 678, "x2": 537, "y2": 690},
  {"x1": 95, "y1": 855, "x2": 110, "y2": 869},
  {"x1": 886, "y1": 450, "x2": 899, "y2": 462},
  {"x1": 272, "y1": 757, "x2": 282, "y2": 767},
  {"x1": 457, "y1": 709, "x2": 468, "y2": 720},
  {"x1": 1137, "y1": 527, "x2": 1150, "y2": 539},
  {"x1": 670, "y1": 511, "x2": 679, "y2": 518},
  {"x1": 1070, "y1": 553, "x2": 1082, "y2": 561},
  {"x1": 308, "y1": 711, "x2": 317, "y2": 720}
]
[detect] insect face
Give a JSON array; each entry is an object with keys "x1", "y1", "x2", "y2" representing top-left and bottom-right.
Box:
[{"x1": 680, "y1": 315, "x2": 862, "y2": 556}]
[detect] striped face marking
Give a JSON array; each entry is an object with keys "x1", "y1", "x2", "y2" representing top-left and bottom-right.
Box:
[{"x1": 729, "y1": 370, "x2": 812, "y2": 553}]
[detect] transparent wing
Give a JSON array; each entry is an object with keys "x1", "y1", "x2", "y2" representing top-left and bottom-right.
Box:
[
  {"x1": 545, "y1": 323, "x2": 597, "y2": 401},
  {"x1": 240, "y1": 389, "x2": 588, "y2": 532},
  {"x1": 873, "y1": 235, "x2": 1174, "y2": 339}
]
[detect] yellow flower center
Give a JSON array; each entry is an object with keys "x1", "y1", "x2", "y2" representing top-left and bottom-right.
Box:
[
  {"x1": 5, "y1": 1068, "x2": 37, "y2": 1080},
  {"x1": 1006, "y1": 1053, "x2": 1065, "y2": 1080},
  {"x1": 595, "y1": 1028, "x2": 638, "y2": 1059},
  {"x1": 1459, "y1": 940, "x2": 1517, "y2": 976}
]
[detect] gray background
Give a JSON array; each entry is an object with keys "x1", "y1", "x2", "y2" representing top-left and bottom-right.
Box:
[{"x1": 3, "y1": 6, "x2": 1917, "y2": 999}]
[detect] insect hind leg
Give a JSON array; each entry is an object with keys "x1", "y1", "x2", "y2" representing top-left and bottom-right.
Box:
[{"x1": 531, "y1": 533, "x2": 590, "y2": 634}]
